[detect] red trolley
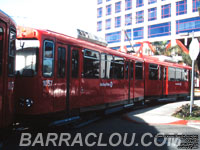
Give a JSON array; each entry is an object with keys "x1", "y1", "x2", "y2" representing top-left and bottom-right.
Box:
[{"x1": 0, "y1": 10, "x2": 16, "y2": 129}]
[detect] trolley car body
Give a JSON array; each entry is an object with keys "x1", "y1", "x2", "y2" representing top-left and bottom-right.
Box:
[
  {"x1": 15, "y1": 27, "x2": 191, "y2": 123},
  {"x1": 0, "y1": 10, "x2": 16, "y2": 129},
  {"x1": 15, "y1": 27, "x2": 144, "y2": 120}
]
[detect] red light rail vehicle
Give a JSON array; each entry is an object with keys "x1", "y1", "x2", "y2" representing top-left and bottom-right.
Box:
[
  {"x1": 0, "y1": 10, "x2": 16, "y2": 130},
  {"x1": 15, "y1": 27, "x2": 191, "y2": 125},
  {"x1": 142, "y1": 55, "x2": 191, "y2": 101},
  {"x1": 15, "y1": 27, "x2": 144, "y2": 125}
]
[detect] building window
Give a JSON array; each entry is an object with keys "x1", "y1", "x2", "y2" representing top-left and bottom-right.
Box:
[
  {"x1": 83, "y1": 49, "x2": 100, "y2": 79},
  {"x1": 105, "y1": 31, "x2": 121, "y2": 43},
  {"x1": 106, "y1": 4, "x2": 112, "y2": 15},
  {"x1": 111, "y1": 46, "x2": 120, "y2": 50},
  {"x1": 124, "y1": 29, "x2": 131, "y2": 41},
  {"x1": 98, "y1": 0, "x2": 102, "y2": 4},
  {"x1": 148, "y1": 0, "x2": 157, "y2": 5},
  {"x1": 193, "y1": 0, "x2": 200, "y2": 12},
  {"x1": 125, "y1": 0, "x2": 132, "y2": 10},
  {"x1": 97, "y1": 21, "x2": 102, "y2": 31},
  {"x1": 136, "y1": 0, "x2": 143, "y2": 7},
  {"x1": 148, "y1": 7, "x2": 157, "y2": 21},
  {"x1": 148, "y1": 22, "x2": 171, "y2": 38},
  {"x1": 97, "y1": 7, "x2": 102, "y2": 18},
  {"x1": 176, "y1": 0, "x2": 187, "y2": 16},
  {"x1": 176, "y1": 17, "x2": 200, "y2": 34},
  {"x1": 136, "y1": 11, "x2": 144, "y2": 24},
  {"x1": 162, "y1": 4, "x2": 171, "y2": 18},
  {"x1": 115, "y1": 16, "x2": 121, "y2": 28},
  {"x1": 125, "y1": 14, "x2": 132, "y2": 26},
  {"x1": 133, "y1": 27, "x2": 144, "y2": 40},
  {"x1": 115, "y1": 1, "x2": 121, "y2": 13},
  {"x1": 106, "y1": 19, "x2": 111, "y2": 30}
]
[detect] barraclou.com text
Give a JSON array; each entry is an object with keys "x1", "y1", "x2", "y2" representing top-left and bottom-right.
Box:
[{"x1": 19, "y1": 132, "x2": 182, "y2": 147}]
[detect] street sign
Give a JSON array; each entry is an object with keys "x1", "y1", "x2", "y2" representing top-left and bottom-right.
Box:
[
  {"x1": 189, "y1": 37, "x2": 199, "y2": 115},
  {"x1": 189, "y1": 38, "x2": 200, "y2": 60}
]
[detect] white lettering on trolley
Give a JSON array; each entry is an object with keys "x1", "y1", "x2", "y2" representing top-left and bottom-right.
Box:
[
  {"x1": 43, "y1": 80, "x2": 53, "y2": 87},
  {"x1": 175, "y1": 83, "x2": 182, "y2": 86},
  {"x1": 100, "y1": 82, "x2": 113, "y2": 88}
]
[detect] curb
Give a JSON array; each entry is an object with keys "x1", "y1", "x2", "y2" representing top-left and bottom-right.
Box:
[
  {"x1": 187, "y1": 120, "x2": 200, "y2": 125},
  {"x1": 123, "y1": 115, "x2": 200, "y2": 126}
]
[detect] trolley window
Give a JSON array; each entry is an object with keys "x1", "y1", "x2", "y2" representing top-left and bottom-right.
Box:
[
  {"x1": 113, "y1": 56, "x2": 124, "y2": 79},
  {"x1": 100, "y1": 54, "x2": 114, "y2": 79},
  {"x1": 182, "y1": 69, "x2": 188, "y2": 81},
  {"x1": 101, "y1": 53, "x2": 106, "y2": 79},
  {"x1": 135, "y1": 62, "x2": 143, "y2": 80},
  {"x1": 168, "y1": 67, "x2": 175, "y2": 81},
  {"x1": 164, "y1": 67, "x2": 166, "y2": 80},
  {"x1": 159, "y1": 66, "x2": 162, "y2": 80},
  {"x1": 57, "y1": 47, "x2": 66, "y2": 78},
  {"x1": 72, "y1": 50, "x2": 79, "y2": 78},
  {"x1": 108, "y1": 55, "x2": 114, "y2": 79},
  {"x1": 130, "y1": 62, "x2": 134, "y2": 80},
  {"x1": 149, "y1": 64, "x2": 158, "y2": 80},
  {"x1": 16, "y1": 39, "x2": 39, "y2": 76},
  {"x1": 176, "y1": 68, "x2": 182, "y2": 81},
  {"x1": 125, "y1": 61, "x2": 129, "y2": 79},
  {"x1": 43, "y1": 40, "x2": 54, "y2": 77},
  {"x1": 8, "y1": 29, "x2": 16, "y2": 76},
  {"x1": 83, "y1": 49, "x2": 100, "y2": 78},
  {"x1": 0, "y1": 27, "x2": 3, "y2": 75}
]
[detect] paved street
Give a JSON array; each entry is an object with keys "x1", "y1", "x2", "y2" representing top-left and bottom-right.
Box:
[{"x1": 1, "y1": 99, "x2": 199, "y2": 150}]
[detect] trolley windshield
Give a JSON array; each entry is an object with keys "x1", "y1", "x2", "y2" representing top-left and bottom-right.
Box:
[{"x1": 16, "y1": 39, "x2": 39, "y2": 76}]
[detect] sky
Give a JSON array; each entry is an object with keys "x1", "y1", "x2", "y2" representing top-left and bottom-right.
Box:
[{"x1": 0, "y1": 0, "x2": 97, "y2": 37}]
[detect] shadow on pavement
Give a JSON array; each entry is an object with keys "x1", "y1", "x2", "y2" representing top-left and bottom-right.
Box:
[
  {"x1": 2, "y1": 112, "x2": 174, "y2": 150},
  {"x1": 2, "y1": 98, "x2": 194, "y2": 150}
]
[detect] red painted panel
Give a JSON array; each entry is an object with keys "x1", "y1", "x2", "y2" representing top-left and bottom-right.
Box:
[
  {"x1": 80, "y1": 79, "x2": 102, "y2": 107},
  {"x1": 134, "y1": 80, "x2": 144, "y2": 98}
]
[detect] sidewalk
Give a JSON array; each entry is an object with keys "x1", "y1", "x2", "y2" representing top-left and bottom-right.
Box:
[{"x1": 125, "y1": 99, "x2": 200, "y2": 128}]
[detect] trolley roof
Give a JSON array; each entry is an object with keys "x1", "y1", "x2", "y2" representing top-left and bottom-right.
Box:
[{"x1": 17, "y1": 26, "x2": 191, "y2": 70}]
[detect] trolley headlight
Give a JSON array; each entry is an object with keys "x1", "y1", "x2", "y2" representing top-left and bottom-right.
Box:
[
  {"x1": 19, "y1": 98, "x2": 34, "y2": 108},
  {"x1": 25, "y1": 99, "x2": 33, "y2": 107}
]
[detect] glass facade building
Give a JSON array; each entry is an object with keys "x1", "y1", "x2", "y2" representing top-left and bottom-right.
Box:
[{"x1": 97, "y1": 0, "x2": 200, "y2": 50}]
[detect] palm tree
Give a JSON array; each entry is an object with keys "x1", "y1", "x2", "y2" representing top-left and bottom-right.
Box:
[{"x1": 152, "y1": 41, "x2": 192, "y2": 66}]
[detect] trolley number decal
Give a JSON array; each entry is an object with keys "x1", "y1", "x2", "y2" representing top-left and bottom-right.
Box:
[
  {"x1": 175, "y1": 83, "x2": 182, "y2": 86},
  {"x1": 100, "y1": 82, "x2": 113, "y2": 88}
]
